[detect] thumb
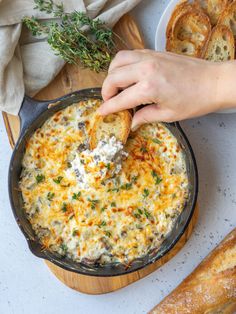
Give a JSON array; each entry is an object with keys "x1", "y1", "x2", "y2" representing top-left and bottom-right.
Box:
[{"x1": 131, "y1": 104, "x2": 173, "y2": 131}]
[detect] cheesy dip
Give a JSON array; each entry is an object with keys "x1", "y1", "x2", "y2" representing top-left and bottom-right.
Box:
[{"x1": 20, "y1": 99, "x2": 189, "y2": 265}]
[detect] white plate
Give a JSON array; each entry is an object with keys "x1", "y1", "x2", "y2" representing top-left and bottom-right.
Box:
[{"x1": 154, "y1": 0, "x2": 236, "y2": 114}]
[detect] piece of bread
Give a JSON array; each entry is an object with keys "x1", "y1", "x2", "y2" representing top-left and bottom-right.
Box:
[
  {"x1": 218, "y1": 0, "x2": 236, "y2": 40},
  {"x1": 203, "y1": 24, "x2": 235, "y2": 60},
  {"x1": 90, "y1": 110, "x2": 132, "y2": 149},
  {"x1": 149, "y1": 228, "x2": 236, "y2": 314},
  {"x1": 196, "y1": 0, "x2": 228, "y2": 25},
  {"x1": 166, "y1": 1, "x2": 201, "y2": 39},
  {"x1": 166, "y1": 10, "x2": 211, "y2": 57}
]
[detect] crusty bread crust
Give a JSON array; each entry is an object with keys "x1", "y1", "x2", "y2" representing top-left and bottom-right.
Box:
[
  {"x1": 196, "y1": 0, "x2": 228, "y2": 25},
  {"x1": 149, "y1": 228, "x2": 236, "y2": 314},
  {"x1": 218, "y1": 0, "x2": 236, "y2": 39},
  {"x1": 90, "y1": 110, "x2": 132, "y2": 149},
  {"x1": 166, "y1": 10, "x2": 211, "y2": 57},
  {"x1": 166, "y1": 1, "x2": 201, "y2": 39},
  {"x1": 203, "y1": 24, "x2": 235, "y2": 60}
]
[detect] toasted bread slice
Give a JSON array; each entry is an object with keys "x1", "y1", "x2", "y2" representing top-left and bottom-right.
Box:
[
  {"x1": 166, "y1": 1, "x2": 201, "y2": 39},
  {"x1": 90, "y1": 110, "x2": 132, "y2": 150},
  {"x1": 196, "y1": 0, "x2": 228, "y2": 25},
  {"x1": 203, "y1": 24, "x2": 235, "y2": 60},
  {"x1": 166, "y1": 10, "x2": 211, "y2": 57},
  {"x1": 218, "y1": 0, "x2": 236, "y2": 40}
]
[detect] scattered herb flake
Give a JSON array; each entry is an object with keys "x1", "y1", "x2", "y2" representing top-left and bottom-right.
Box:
[
  {"x1": 47, "y1": 192, "x2": 55, "y2": 201},
  {"x1": 110, "y1": 202, "x2": 116, "y2": 207},
  {"x1": 107, "y1": 187, "x2": 119, "y2": 192},
  {"x1": 88, "y1": 198, "x2": 99, "y2": 210},
  {"x1": 72, "y1": 229, "x2": 78, "y2": 237},
  {"x1": 72, "y1": 191, "x2": 81, "y2": 200},
  {"x1": 144, "y1": 208, "x2": 151, "y2": 219},
  {"x1": 151, "y1": 170, "x2": 162, "y2": 185},
  {"x1": 105, "y1": 231, "x2": 112, "y2": 237},
  {"x1": 120, "y1": 183, "x2": 132, "y2": 190},
  {"x1": 105, "y1": 163, "x2": 111, "y2": 170},
  {"x1": 61, "y1": 202, "x2": 67, "y2": 212},
  {"x1": 53, "y1": 176, "x2": 63, "y2": 184},
  {"x1": 152, "y1": 138, "x2": 162, "y2": 144},
  {"x1": 99, "y1": 221, "x2": 107, "y2": 227},
  {"x1": 140, "y1": 146, "x2": 147, "y2": 153},
  {"x1": 143, "y1": 189, "x2": 149, "y2": 198},
  {"x1": 36, "y1": 174, "x2": 45, "y2": 184}
]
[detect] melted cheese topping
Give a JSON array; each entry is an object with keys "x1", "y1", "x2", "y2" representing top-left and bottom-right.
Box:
[{"x1": 20, "y1": 99, "x2": 189, "y2": 265}]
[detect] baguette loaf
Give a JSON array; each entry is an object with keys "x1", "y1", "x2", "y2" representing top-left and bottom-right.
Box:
[
  {"x1": 166, "y1": 10, "x2": 211, "y2": 57},
  {"x1": 90, "y1": 110, "x2": 132, "y2": 149},
  {"x1": 149, "y1": 228, "x2": 236, "y2": 314},
  {"x1": 203, "y1": 24, "x2": 235, "y2": 60}
]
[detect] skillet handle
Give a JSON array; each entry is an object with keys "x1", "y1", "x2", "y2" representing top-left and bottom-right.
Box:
[{"x1": 19, "y1": 96, "x2": 52, "y2": 133}]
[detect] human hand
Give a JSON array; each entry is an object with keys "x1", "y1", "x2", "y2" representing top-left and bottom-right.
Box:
[{"x1": 98, "y1": 50, "x2": 230, "y2": 130}]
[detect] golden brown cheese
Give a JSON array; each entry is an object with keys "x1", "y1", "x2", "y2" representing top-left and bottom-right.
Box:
[{"x1": 20, "y1": 99, "x2": 189, "y2": 265}]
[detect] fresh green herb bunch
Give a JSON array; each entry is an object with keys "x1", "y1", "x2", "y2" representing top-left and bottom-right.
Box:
[{"x1": 22, "y1": 0, "x2": 117, "y2": 72}]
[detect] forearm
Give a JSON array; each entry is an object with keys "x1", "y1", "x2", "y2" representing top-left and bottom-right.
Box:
[{"x1": 216, "y1": 61, "x2": 236, "y2": 111}]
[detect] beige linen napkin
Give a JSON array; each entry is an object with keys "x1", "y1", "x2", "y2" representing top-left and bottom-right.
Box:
[{"x1": 0, "y1": 0, "x2": 142, "y2": 115}]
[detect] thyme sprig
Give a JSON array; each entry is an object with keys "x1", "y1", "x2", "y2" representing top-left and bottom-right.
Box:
[{"x1": 22, "y1": 0, "x2": 118, "y2": 72}]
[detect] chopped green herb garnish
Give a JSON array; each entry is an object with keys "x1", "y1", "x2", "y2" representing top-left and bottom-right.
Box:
[
  {"x1": 88, "y1": 198, "x2": 99, "y2": 210},
  {"x1": 140, "y1": 146, "x2": 147, "y2": 153},
  {"x1": 107, "y1": 187, "x2": 119, "y2": 192},
  {"x1": 72, "y1": 191, "x2": 81, "y2": 200},
  {"x1": 110, "y1": 202, "x2": 116, "y2": 207},
  {"x1": 105, "y1": 163, "x2": 111, "y2": 170},
  {"x1": 101, "y1": 206, "x2": 106, "y2": 212},
  {"x1": 53, "y1": 176, "x2": 63, "y2": 184},
  {"x1": 131, "y1": 175, "x2": 138, "y2": 183},
  {"x1": 67, "y1": 162, "x2": 72, "y2": 168},
  {"x1": 72, "y1": 229, "x2": 78, "y2": 237},
  {"x1": 152, "y1": 138, "x2": 162, "y2": 144},
  {"x1": 151, "y1": 170, "x2": 162, "y2": 185},
  {"x1": 99, "y1": 221, "x2": 107, "y2": 227},
  {"x1": 143, "y1": 189, "x2": 149, "y2": 198},
  {"x1": 36, "y1": 174, "x2": 45, "y2": 184},
  {"x1": 120, "y1": 183, "x2": 132, "y2": 190},
  {"x1": 134, "y1": 213, "x2": 141, "y2": 219},
  {"x1": 144, "y1": 208, "x2": 151, "y2": 219},
  {"x1": 138, "y1": 208, "x2": 143, "y2": 215},
  {"x1": 105, "y1": 231, "x2": 112, "y2": 237},
  {"x1": 60, "y1": 243, "x2": 68, "y2": 253},
  {"x1": 47, "y1": 192, "x2": 55, "y2": 201},
  {"x1": 61, "y1": 202, "x2": 67, "y2": 212}
]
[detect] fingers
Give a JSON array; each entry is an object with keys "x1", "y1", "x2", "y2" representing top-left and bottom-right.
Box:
[
  {"x1": 131, "y1": 104, "x2": 174, "y2": 131},
  {"x1": 108, "y1": 49, "x2": 153, "y2": 73},
  {"x1": 99, "y1": 83, "x2": 148, "y2": 115},
  {"x1": 102, "y1": 63, "x2": 141, "y2": 101}
]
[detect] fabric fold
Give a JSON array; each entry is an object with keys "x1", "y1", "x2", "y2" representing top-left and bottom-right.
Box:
[{"x1": 0, "y1": 0, "x2": 142, "y2": 115}]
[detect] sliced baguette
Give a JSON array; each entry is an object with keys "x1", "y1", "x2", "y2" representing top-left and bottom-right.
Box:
[
  {"x1": 90, "y1": 110, "x2": 132, "y2": 150},
  {"x1": 203, "y1": 24, "x2": 235, "y2": 60},
  {"x1": 218, "y1": 0, "x2": 236, "y2": 40},
  {"x1": 166, "y1": 10, "x2": 211, "y2": 57},
  {"x1": 196, "y1": 0, "x2": 228, "y2": 25},
  {"x1": 149, "y1": 228, "x2": 236, "y2": 314},
  {"x1": 166, "y1": 1, "x2": 201, "y2": 39}
]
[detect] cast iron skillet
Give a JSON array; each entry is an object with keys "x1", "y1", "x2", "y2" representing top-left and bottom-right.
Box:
[{"x1": 8, "y1": 87, "x2": 198, "y2": 277}]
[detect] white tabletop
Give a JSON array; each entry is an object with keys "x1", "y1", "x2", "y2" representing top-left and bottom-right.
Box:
[{"x1": 1, "y1": 1, "x2": 236, "y2": 313}]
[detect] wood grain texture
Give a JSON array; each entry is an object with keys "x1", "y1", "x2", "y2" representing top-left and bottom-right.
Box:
[{"x1": 3, "y1": 14, "x2": 198, "y2": 294}]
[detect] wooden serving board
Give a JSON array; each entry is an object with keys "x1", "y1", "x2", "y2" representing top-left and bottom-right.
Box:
[{"x1": 3, "y1": 14, "x2": 198, "y2": 294}]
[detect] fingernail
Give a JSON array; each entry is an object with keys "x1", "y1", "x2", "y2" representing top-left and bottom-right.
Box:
[
  {"x1": 97, "y1": 106, "x2": 105, "y2": 116},
  {"x1": 131, "y1": 121, "x2": 140, "y2": 132}
]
